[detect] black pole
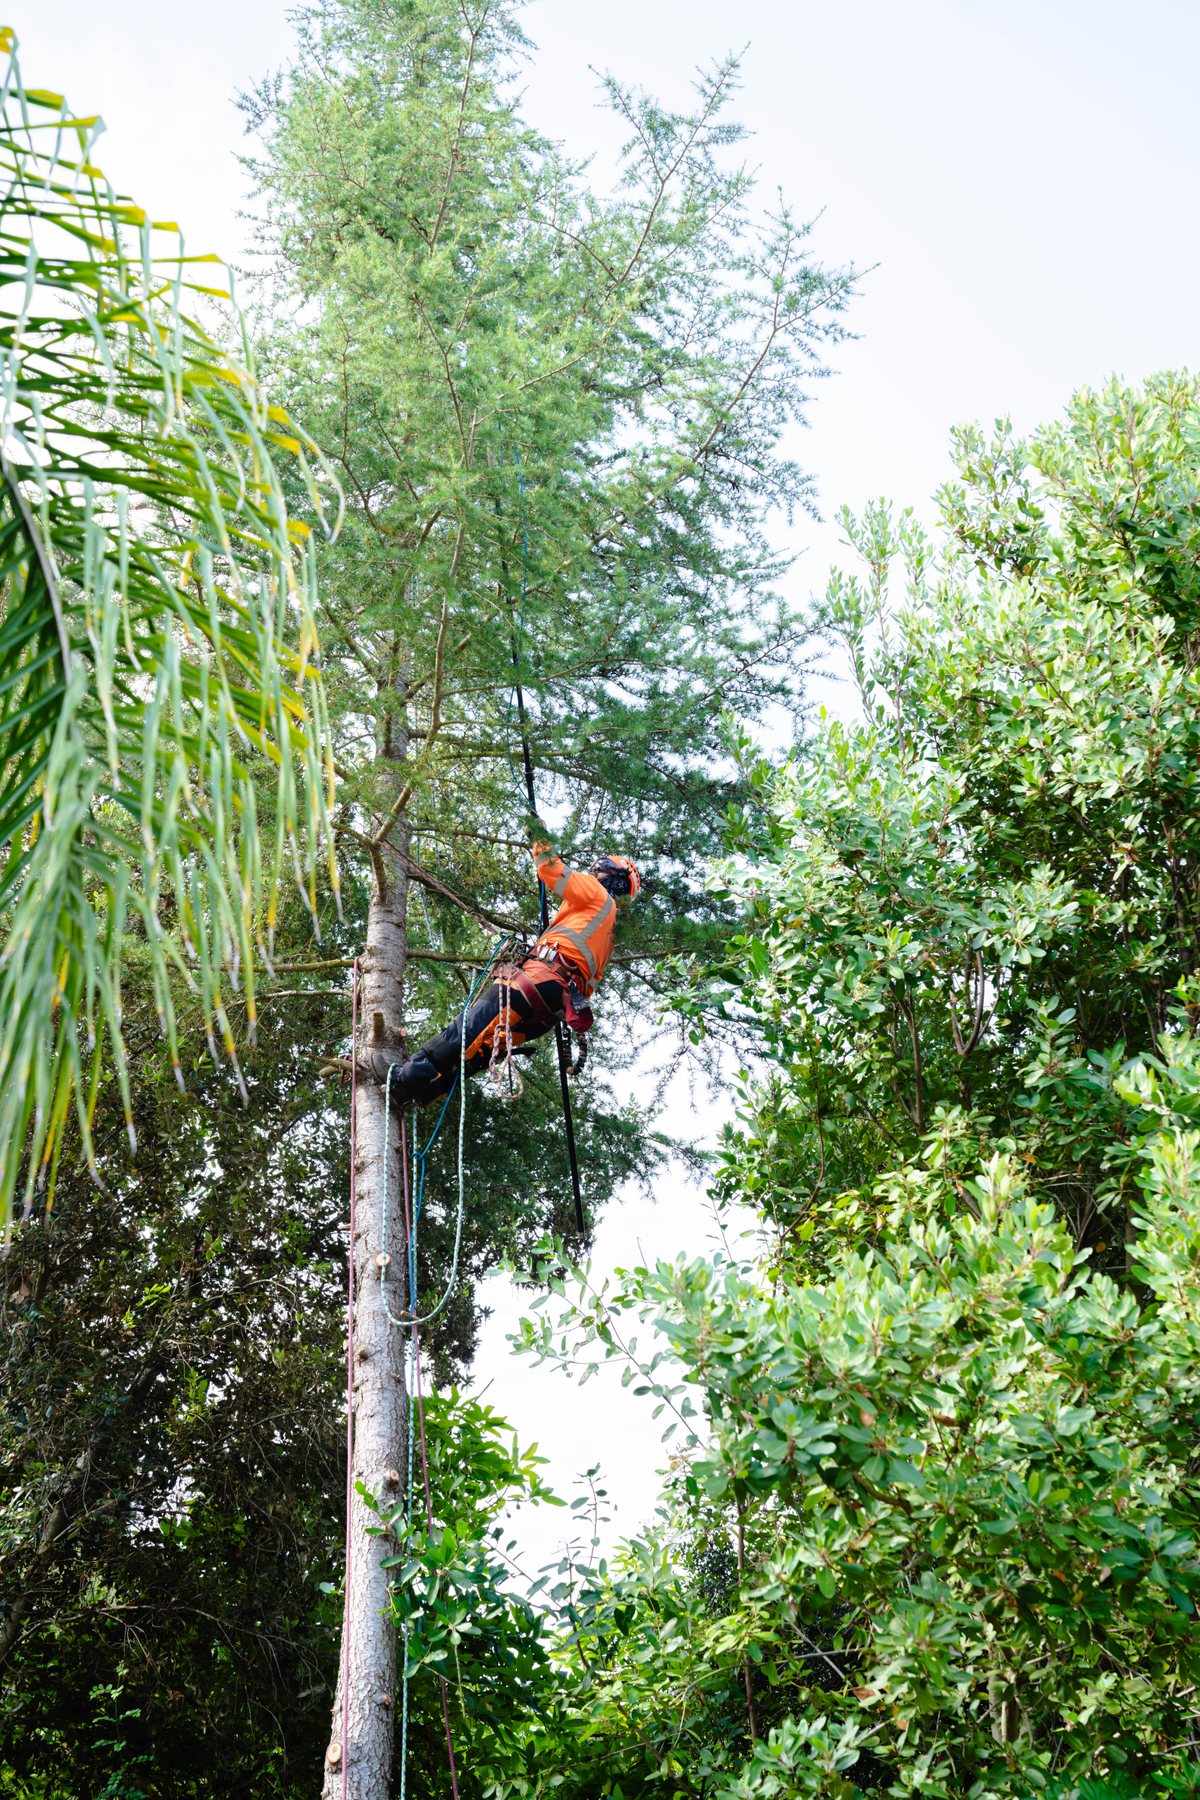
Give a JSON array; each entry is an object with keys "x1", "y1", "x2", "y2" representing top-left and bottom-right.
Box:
[
  {"x1": 502, "y1": 544, "x2": 587, "y2": 1239},
  {"x1": 552, "y1": 1022, "x2": 585, "y2": 1233}
]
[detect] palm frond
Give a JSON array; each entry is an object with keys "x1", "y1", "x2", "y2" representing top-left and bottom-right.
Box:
[{"x1": 0, "y1": 26, "x2": 344, "y2": 1229}]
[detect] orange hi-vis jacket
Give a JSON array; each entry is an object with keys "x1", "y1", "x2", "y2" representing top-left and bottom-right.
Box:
[{"x1": 532, "y1": 849, "x2": 616, "y2": 998}]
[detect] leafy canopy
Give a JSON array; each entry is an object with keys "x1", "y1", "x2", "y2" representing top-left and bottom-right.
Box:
[{"x1": 480, "y1": 376, "x2": 1200, "y2": 1800}]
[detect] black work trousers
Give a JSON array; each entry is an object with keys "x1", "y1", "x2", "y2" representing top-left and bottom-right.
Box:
[{"x1": 385, "y1": 960, "x2": 569, "y2": 1109}]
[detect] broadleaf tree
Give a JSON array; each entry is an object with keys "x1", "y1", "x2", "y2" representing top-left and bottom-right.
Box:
[{"x1": 487, "y1": 375, "x2": 1200, "y2": 1799}]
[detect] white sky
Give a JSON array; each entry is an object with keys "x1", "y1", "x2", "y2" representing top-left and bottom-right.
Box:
[{"x1": 20, "y1": 0, "x2": 1200, "y2": 1561}]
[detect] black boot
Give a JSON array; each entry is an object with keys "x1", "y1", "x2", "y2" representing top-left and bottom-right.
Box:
[{"x1": 363, "y1": 1048, "x2": 411, "y2": 1107}]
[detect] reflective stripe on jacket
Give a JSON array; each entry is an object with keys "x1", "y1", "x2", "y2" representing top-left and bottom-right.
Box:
[{"x1": 533, "y1": 851, "x2": 616, "y2": 997}]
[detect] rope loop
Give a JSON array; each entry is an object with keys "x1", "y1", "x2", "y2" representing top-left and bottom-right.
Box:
[
  {"x1": 486, "y1": 961, "x2": 525, "y2": 1102},
  {"x1": 379, "y1": 933, "x2": 516, "y2": 1334}
]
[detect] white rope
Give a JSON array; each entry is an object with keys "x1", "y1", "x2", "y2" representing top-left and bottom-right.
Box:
[
  {"x1": 379, "y1": 934, "x2": 514, "y2": 1332},
  {"x1": 389, "y1": 937, "x2": 512, "y2": 1800},
  {"x1": 485, "y1": 961, "x2": 524, "y2": 1102}
]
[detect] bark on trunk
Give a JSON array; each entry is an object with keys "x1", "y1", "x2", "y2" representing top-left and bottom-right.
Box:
[{"x1": 324, "y1": 702, "x2": 412, "y2": 1798}]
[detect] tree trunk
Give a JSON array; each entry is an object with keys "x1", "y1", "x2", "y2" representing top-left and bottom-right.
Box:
[{"x1": 324, "y1": 685, "x2": 412, "y2": 1798}]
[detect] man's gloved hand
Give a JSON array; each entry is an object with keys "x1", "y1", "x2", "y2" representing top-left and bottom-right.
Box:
[
  {"x1": 524, "y1": 814, "x2": 551, "y2": 844},
  {"x1": 563, "y1": 988, "x2": 594, "y2": 1034}
]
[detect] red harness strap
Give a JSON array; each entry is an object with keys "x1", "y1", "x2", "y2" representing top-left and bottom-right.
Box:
[
  {"x1": 503, "y1": 961, "x2": 566, "y2": 1028},
  {"x1": 527, "y1": 948, "x2": 593, "y2": 1031}
]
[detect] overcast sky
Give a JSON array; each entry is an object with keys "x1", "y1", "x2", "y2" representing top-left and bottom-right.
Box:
[
  {"x1": 19, "y1": 0, "x2": 1200, "y2": 1559},
  {"x1": 23, "y1": 0, "x2": 1200, "y2": 586}
]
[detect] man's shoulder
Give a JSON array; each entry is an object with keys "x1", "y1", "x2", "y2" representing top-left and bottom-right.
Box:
[{"x1": 565, "y1": 867, "x2": 608, "y2": 907}]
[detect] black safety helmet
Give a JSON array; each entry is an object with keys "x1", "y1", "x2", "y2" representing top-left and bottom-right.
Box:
[{"x1": 591, "y1": 855, "x2": 641, "y2": 900}]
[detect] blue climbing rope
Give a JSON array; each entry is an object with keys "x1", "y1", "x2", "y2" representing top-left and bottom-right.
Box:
[{"x1": 381, "y1": 930, "x2": 518, "y2": 1800}]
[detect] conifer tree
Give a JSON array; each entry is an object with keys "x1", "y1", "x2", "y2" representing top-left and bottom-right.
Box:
[{"x1": 242, "y1": 2, "x2": 858, "y2": 1789}]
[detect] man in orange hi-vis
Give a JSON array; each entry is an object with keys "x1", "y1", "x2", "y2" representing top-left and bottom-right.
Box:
[{"x1": 368, "y1": 827, "x2": 640, "y2": 1110}]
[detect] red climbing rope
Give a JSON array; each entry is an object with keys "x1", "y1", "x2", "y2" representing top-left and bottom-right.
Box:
[{"x1": 341, "y1": 957, "x2": 359, "y2": 1799}]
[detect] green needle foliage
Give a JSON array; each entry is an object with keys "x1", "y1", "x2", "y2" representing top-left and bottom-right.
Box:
[
  {"x1": 0, "y1": 27, "x2": 341, "y2": 1229},
  {"x1": 222, "y1": 0, "x2": 863, "y2": 1358}
]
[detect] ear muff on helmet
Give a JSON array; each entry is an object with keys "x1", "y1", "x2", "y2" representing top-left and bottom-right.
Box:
[{"x1": 591, "y1": 855, "x2": 641, "y2": 901}]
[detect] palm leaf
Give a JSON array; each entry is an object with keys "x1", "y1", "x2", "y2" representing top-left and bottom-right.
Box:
[{"x1": 0, "y1": 26, "x2": 343, "y2": 1229}]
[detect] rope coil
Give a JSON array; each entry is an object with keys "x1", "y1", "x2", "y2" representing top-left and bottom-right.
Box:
[{"x1": 486, "y1": 962, "x2": 525, "y2": 1102}]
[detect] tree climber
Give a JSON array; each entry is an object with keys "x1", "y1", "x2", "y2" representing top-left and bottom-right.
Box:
[{"x1": 367, "y1": 828, "x2": 640, "y2": 1109}]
